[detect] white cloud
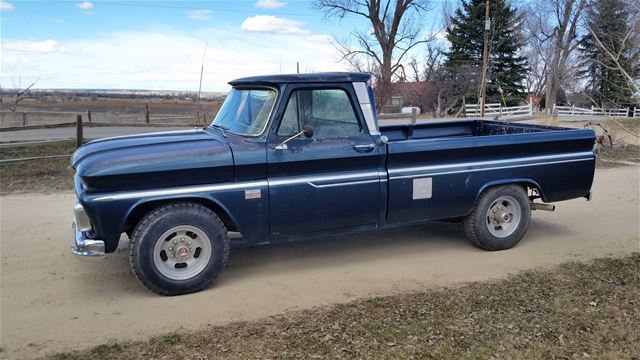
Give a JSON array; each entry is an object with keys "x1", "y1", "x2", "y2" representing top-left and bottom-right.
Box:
[
  {"x1": 76, "y1": 1, "x2": 93, "y2": 10},
  {"x1": 1, "y1": 29, "x2": 346, "y2": 91},
  {"x1": 3, "y1": 39, "x2": 63, "y2": 53},
  {"x1": 255, "y1": 0, "x2": 287, "y2": 9},
  {"x1": 241, "y1": 15, "x2": 307, "y2": 34},
  {"x1": 1, "y1": 1, "x2": 15, "y2": 11},
  {"x1": 186, "y1": 9, "x2": 212, "y2": 21}
]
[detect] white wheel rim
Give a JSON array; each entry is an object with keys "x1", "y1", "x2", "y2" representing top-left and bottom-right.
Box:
[
  {"x1": 485, "y1": 195, "x2": 522, "y2": 238},
  {"x1": 152, "y1": 225, "x2": 212, "y2": 281}
]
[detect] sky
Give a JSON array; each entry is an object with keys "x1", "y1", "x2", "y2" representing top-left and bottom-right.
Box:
[{"x1": 0, "y1": 0, "x2": 444, "y2": 91}]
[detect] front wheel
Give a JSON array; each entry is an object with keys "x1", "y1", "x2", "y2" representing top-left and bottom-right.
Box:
[
  {"x1": 129, "y1": 202, "x2": 229, "y2": 295},
  {"x1": 463, "y1": 185, "x2": 531, "y2": 251}
]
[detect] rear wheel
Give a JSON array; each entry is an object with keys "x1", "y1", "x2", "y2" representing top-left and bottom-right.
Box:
[
  {"x1": 463, "y1": 185, "x2": 531, "y2": 251},
  {"x1": 129, "y1": 202, "x2": 229, "y2": 295}
]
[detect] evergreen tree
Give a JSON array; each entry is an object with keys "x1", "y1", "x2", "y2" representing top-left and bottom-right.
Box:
[
  {"x1": 579, "y1": 0, "x2": 635, "y2": 108},
  {"x1": 444, "y1": 0, "x2": 528, "y2": 106}
]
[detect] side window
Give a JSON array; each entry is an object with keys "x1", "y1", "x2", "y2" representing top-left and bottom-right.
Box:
[
  {"x1": 277, "y1": 93, "x2": 300, "y2": 136},
  {"x1": 277, "y1": 88, "x2": 361, "y2": 138}
]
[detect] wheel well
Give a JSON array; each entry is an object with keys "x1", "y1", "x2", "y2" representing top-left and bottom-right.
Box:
[
  {"x1": 123, "y1": 198, "x2": 238, "y2": 236},
  {"x1": 477, "y1": 181, "x2": 545, "y2": 203}
]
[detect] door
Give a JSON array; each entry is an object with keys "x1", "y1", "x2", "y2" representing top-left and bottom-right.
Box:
[{"x1": 267, "y1": 84, "x2": 381, "y2": 237}]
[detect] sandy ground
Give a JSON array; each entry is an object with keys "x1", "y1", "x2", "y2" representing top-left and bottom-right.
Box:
[{"x1": 1, "y1": 166, "x2": 638, "y2": 359}]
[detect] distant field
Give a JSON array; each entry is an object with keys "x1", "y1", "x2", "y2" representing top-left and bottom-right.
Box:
[{"x1": 0, "y1": 96, "x2": 223, "y2": 127}]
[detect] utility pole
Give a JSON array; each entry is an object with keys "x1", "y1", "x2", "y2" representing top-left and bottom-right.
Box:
[
  {"x1": 296, "y1": 61, "x2": 300, "y2": 74},
  {"x1": 480, "y1": 0, "x2": 490, "y2": 118}
]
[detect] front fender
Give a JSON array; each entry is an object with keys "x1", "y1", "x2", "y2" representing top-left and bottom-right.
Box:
[{"x1": 81, "y1": 181, "x2": 269, "y2": 253}]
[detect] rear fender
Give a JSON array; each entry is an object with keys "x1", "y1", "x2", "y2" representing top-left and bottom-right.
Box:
[{"x1": 473, "y1": 178, "x2": 546, "y2": 207}]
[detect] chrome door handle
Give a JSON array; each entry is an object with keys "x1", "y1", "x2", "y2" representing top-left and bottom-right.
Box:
[{"x1": 353, "y1": 144, "x2": 375, "y2": 153}]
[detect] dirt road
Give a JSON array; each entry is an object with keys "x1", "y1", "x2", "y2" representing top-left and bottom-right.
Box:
[{"x1": 1, "y1": 166, "x2": 638, "y2": 359}]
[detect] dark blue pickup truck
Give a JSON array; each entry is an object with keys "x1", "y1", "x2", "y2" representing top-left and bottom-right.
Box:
[{"x1": 71, "y1": 73, "x2": 596, "y2": 295}]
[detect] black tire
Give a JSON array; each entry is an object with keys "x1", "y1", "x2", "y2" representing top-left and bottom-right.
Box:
[
  {"x1": 129, "y1": 202, "x2": 229, "y2": 296},
  {"x1": 463, "y1": 185, "x2": 531, "y2": 251}
]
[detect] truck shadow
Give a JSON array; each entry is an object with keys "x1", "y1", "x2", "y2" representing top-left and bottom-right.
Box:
[
  {"x1": 76, "y1": 217, "x2": 571, "y2": 295},
  {"x1": 218, "y1": 222, "x2": 468, "y2": 285},
  {"x1": 217, "y1": 217, "x2": 572, "y2": 286}
]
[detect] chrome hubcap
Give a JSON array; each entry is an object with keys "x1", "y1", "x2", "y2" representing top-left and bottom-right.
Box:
[
  {"x1": 153, "y1": 225, "x2": 212, "y2": 280},
  {"x1": 486, "y1": 195, "x2": 521, "y2": 238}
]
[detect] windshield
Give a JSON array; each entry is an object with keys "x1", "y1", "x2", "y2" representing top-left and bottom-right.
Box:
[{"x1": 211, "y1": 88, "x2": 277, "y2": 136}]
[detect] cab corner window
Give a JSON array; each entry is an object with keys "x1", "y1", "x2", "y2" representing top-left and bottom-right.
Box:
[{"x1": 277, "y1": 88, "x2": 361, "y2": 138}]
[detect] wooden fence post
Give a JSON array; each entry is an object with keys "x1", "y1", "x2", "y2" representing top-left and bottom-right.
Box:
[
  {"x1": 76, "y1": 115, "x2": 83, "y2": 148},
  {"x1": 87, "y1": 110, "x2": 92, "y2": 123},
  {"x1": 145, "y1": 104, "x2": 150, "y2": 124},
  {"x1": 22, "y1": 112, "x2": 27, "y2": 126}
]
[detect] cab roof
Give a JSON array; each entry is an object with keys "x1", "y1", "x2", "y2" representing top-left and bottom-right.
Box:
[{"x1": 229, "y1": 72, "x2": 371, "y2": 86}]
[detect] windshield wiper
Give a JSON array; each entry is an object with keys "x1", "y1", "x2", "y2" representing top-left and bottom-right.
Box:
[{"x1": 210, "y1": 124, "x2": 228, "y2": 138}]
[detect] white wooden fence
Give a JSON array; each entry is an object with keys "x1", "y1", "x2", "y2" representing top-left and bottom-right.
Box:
[
  {"x1": 634, "y1": 107, "x2": 640, "y2": 117},
  {"x1": 465, "y1": 102, "x2": 533, "y2": 120},
  {"x1": 553, "y1": 104, "x2": 632, "y2": 120}
]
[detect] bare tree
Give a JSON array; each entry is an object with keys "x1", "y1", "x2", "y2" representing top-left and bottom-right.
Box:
[
  {"x1": 402, "y1": 40, "x2": 442, "y2": 83},
  {"x1": 422, "y1": 43, "x2": 442, "y2": 81},
  {"x1": 0, "y1": 76, "x2": 39, "y2": 112},
  {"x1": 432, "y1": 63, "x2": 479, "y2": 118},
  {"x1": 315, "y1": 0, "x2": 432, "y2": 111},
  {"x1": 540, "y1": 0, "x2": 587, "y2": 112},
  {"x1": 523, "y1": 6, "x2": 553, "y2": 97},
  {"x1": 408, "y1": 58, "x2": 421, "y2": 82},
  {"x1": 581, "y1": 1, "x2": 640, "y2": 105}
]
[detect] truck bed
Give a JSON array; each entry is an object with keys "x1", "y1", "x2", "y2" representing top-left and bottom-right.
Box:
[
  {"x1": 380, "y1": 119, "x2": 571, "y2": 141},
  {"x1": 380, "y1": 120, "x2": 596, "y2": 225}
]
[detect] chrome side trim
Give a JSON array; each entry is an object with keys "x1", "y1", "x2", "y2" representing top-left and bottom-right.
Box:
[
  {"x1": 270, "y1": 171, "x2": 381, "y2": 187},
  {"x1": 309, "y1": 179, "x2": 380, "y2": 188},
  {"x1": 353, "y1": 82, "x2": 381, "y2": 136},
  {"x1": 93, "y1": 180, "x2": 268, "y2": 201},
  {"x1": 390, "y1": 157, "x2": 593, "y2": 180},
  {"x1": 388, "y1": 152, "x2": 594, "y2": 178},
  {"x1": 92, "y1": 171, "x2": 386, "y2": 201}
]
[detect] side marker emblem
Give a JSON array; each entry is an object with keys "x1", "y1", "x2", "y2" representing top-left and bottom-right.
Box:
[{"x1": 245, "y1": 189, "x2": 261, "y2": 200}]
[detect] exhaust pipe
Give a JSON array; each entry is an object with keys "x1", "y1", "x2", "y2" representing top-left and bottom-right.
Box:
[{"x1": 531, "y1": 203, "x2": 555, "y2": 211}]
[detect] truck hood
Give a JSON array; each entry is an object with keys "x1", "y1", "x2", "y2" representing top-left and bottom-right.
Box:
[{"x1": 72, "y1": 129, "x2": 233, "y2": 193}]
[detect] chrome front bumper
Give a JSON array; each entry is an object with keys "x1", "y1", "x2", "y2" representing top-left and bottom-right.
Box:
[{"x1": 71, "y1": 222, "x2": 105, "y2": 257}]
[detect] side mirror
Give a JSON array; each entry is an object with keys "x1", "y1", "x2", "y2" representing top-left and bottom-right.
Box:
[{"x1": 275, "y1": 124, "x2": 314, "y2": 150}]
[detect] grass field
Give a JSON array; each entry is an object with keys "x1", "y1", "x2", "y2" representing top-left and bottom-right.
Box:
[
  {"x1": 0, "y1": 140, "x2": 76, "y2": 194},
  {"x1": 49, "y1": 254, "x2": 640, "y2": 359}
]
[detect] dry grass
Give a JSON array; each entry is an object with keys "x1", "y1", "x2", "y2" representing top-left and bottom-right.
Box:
[
  {"x1": 596, "y1": 144, "x2": 640, "y2": 168},
  {"x1": 0, "y1": 141, "x2": 75, "y2": 194},
  {"x1": 49, "y1": 254, "x2": 640, "y2": 360}
]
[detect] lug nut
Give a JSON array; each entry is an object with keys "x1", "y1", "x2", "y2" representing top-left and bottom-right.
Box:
[{"x1": 172, "y1": 239, "x2": 177, "y2": 244}]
